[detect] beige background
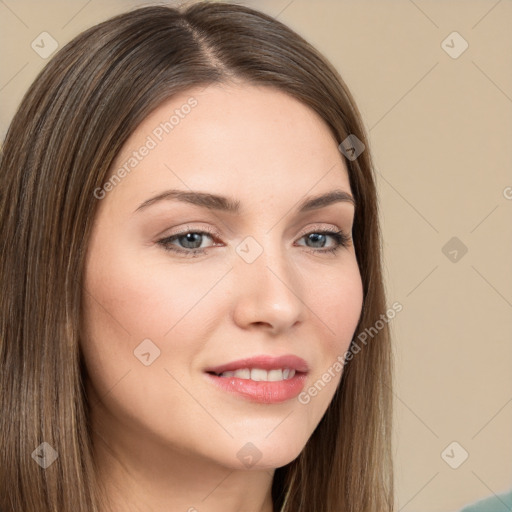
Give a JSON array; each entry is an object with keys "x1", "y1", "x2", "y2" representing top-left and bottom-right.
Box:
[{"x1": 1, "y1": 0, "x2": 511, "y2": 510}]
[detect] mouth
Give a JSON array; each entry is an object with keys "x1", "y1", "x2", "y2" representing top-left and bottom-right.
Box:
[
  {"x1": 206, "y1": 368, "x2": 301, "y2": 381},
  {"x1": 203, "y1": 354, "x2": 309, "y2": 403},
  {"x1": 204, "y1": 354, "x2": 309, "y2": 378}
]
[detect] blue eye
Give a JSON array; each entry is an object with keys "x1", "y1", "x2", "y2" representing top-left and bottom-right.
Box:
[
  {"x1": 157, "y1": 228, "x2": 351, "y2": 258},
  {"x1": 297, "y1": 231, "x2": 351, "y2": 255},
  {"x1": 157, "y1": 228, "x2": 219, "y2": 257}
]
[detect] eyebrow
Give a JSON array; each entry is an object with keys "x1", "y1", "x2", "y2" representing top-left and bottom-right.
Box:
[{"x1": 134, "y1": 188, "x2": 356, "y2": 214}]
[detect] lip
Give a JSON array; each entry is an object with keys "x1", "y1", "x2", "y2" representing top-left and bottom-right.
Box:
[
  {"x1": 204, "y1": 372, "x2": 308, "y2": 404},
  {"x1": 203, "y1": 354, "x2": 309, "y2": 404},
  {"x1": 204, "y1": 354, "x2": 310, "y2": 375}
]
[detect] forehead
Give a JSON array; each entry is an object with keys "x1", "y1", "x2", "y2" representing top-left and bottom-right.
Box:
[{"x1": 105, "y1": 83, "x2": 351, "y2": 210}]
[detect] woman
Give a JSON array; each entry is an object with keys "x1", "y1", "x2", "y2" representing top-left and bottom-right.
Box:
[{"x1": 0, "y1": 3, "x2": 393, "y2": 511}]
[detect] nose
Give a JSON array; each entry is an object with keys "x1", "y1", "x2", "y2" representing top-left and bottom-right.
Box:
[{"x1": 231, "y1": 239, "x2": 306, "y2": 334}]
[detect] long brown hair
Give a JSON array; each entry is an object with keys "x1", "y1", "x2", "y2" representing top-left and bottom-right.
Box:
[{"x1": 0, "y1": 3, "x2": 393, "y2": 511}]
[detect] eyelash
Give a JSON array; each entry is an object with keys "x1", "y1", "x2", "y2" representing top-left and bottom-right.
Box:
[{"x1": 157, "y1": 225, "x2": 351, "y2": 258}]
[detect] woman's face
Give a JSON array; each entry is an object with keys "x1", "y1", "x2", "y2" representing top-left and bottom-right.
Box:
[{"x1": 82, "y1": 83, "x2": 363, "y2": 472}]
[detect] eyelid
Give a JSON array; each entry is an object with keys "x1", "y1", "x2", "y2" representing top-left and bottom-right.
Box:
[
  {"x1": 156, "y1": 222, "x2": 352, "y2": 259},
  {"x1": 162, "y1": 224, "x2": 223, "y2": 241},
  {"x1": 161, "y1": 222, "x2": 349, "y2": 243},
  {"x1": 296, "y1": 223, "x2": 348, "y2": 237}
]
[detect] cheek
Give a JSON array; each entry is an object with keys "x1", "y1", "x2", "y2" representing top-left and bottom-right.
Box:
[
  {"x1": 315, "y1": 258, "x2": 364, "y2": 353},
  {"x1": 299, "y1": 258, "x2": 363, "y2": 411},
  {"x1": 80, "y1": 232, "x2": 215, "y2": 441},
  {"x1": 80, "y1": 228, "x2": 175, "y2": 391},
  {"x1": 82, "y1": 232, "x2": 219, "y2": 341},
  {"x1": 80, "y1": 228, "x2": 231, "y2": 398}
]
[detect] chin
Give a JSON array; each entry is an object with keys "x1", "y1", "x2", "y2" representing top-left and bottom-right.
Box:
[{"x1": 220, "y1": 436, "x2": 307, "y2": 471}]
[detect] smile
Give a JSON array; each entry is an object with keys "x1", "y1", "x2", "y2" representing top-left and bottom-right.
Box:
[{"x1": 211, "y1": 368, "x2": 297, "y2": 381}]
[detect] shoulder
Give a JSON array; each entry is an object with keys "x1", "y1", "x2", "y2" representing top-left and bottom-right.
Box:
[{"x1": 459, "y1": 488, "x2": 512, "y2": 512}]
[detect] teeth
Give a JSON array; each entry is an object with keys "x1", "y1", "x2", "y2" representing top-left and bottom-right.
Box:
[
  {"x1": 218, "y1": 368, "x2": 296, "y2": 381},
  {"x1": 267, "y1": 369, "x2": 283, "y2": 382},
  {"x1": 250, "y1": 368, "x2": 268, "y2": 381},
  {"x1": 233, "y1": 369, "x2": 250, "y2": 379}
]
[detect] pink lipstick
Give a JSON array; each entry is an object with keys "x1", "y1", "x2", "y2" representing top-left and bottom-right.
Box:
[{"x1": 204, "y1": 354, "x2": 309, "y2": 404}]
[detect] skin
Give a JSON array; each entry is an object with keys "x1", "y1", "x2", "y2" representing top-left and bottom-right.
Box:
[{"x1": 81, "y1": 82, "x2": 364, "y2": 512}]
